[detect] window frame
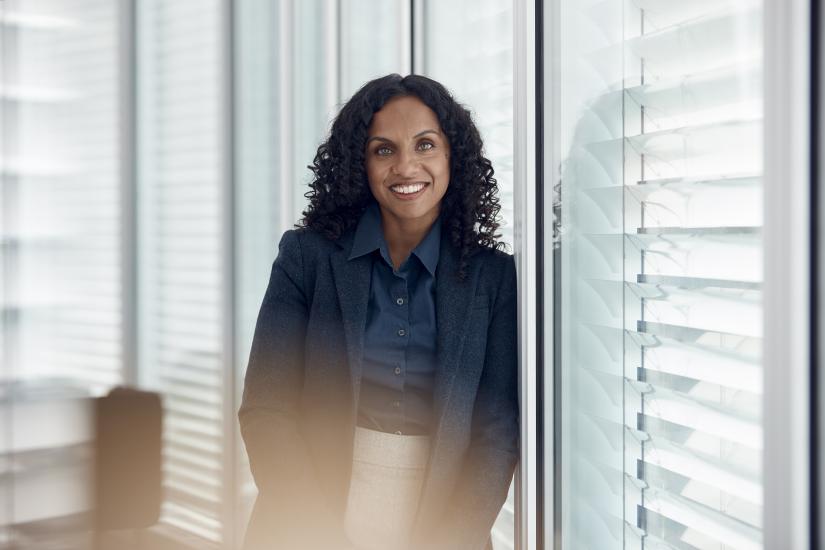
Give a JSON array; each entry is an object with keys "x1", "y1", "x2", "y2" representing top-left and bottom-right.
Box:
[
  {"x1": 762, "y1": 0, "x2": 813, "y2": 548},
  {"x1": 513, "y1": 1, "x2": 541, "y2": 549}
]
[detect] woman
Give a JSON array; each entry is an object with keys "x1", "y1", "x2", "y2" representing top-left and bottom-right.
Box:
[{"x1": 238, "y1": 74, "x2": 518, "y2": 550}]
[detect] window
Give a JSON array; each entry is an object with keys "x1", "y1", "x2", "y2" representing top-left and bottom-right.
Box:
[
  {"x1": 136, "y1": 0, "x2": 229, "y2": 542},
  {"x1": 550, "y1": 1, "x2": 764, "y2": 548},
  {"x1": 0, "y1": 0, "x2": 123, "y2": 389},
  {"x1": 0, "y1": 0, "x2": 123, "y2": 546}
]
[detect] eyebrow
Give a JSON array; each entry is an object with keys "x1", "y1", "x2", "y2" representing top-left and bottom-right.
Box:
[{"x1": 366, "y1": 129, "x2": 440, "y2": 146}]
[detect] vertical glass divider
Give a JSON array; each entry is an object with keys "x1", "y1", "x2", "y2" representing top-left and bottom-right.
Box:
[
  {"x1": 119, "y1": 0, "x2": 138, "y2": 388},
  {"x1": 514, "y1": 0, "x2": 539, "y2": 548},
  {"x1": 543, "y1": 0, "x2": 562, "y2": 546},
  {"x1": 222, "y1": 0, "x2": 238, "y2": 547},
  {"x1": 818, "y1": 0, "x2": 825, "y2": 542}
]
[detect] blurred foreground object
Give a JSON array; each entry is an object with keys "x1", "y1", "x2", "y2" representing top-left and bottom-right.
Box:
[
  {"x1": 0, "y1": 383, "x2": 162, "y2": 549},
  {"x1": 95, "y1": 387, "x2": 162, "y2": 531}
]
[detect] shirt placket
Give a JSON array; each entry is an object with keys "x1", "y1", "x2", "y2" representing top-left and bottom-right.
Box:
[{"x1": 391, "y1": 269, "x2": 409, "y2": 435}]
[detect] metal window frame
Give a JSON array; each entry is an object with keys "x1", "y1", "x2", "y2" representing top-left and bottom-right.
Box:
[
  {"x1": 541, "y1": 0, "x2": 560, "y2": 547},
  {"x1": 818, "y1": 0, "x2": 825, "y2": 544},
  {"x1": 513, "y1": 0, "x2": 540, "y2": 549},
  {"x1": 763, "y1": 0, "x2": 813, "y2": 548},
  {"x1": 221, "y1": 0, "x2": 238, "y2": 547},
  {"x1": 411, "y1": 0, "x2": 426, "y2": 74},
  {"x1": 119, "y1": 0, "x2": 138, "y2": 388}
]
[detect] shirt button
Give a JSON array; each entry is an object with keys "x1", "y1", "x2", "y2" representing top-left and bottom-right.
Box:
[
  {"x1": 394, "y1": 430, "x2": 402, "y2": 435},
  {"x1": 396, "y1": 297, "x2": 404, "y2": 306},
  {"x1": 394, "y1": 366, "x2": 401, "y2": 375},
  {"x1": 397, "y1": 328, "x2": 406, "y2": 337}
]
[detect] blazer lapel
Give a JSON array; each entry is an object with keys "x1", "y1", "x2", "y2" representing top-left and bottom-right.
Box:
[
  {"x1": 329, "y1": 231, "x2": 372, "y2": 419},
  {"x1": 432, "y1": 241, "x2": 478, "y2": 440},
  {"x1": 412, "y1": 233, "x2": 481, "y2": 536}
]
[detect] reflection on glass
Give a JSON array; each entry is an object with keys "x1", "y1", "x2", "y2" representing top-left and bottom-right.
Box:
[{"x1": 555, "y1": 1, "x2": 763, "y2": 549}]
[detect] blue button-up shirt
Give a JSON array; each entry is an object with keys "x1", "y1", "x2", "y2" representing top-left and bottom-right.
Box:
[{"x1": 348, "y1": 201, "x2": 440, "y2": 436}]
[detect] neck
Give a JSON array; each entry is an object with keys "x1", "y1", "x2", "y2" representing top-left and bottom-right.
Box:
[{"x1": 379, "y1": 206, "x2": 439, "y2": 269}]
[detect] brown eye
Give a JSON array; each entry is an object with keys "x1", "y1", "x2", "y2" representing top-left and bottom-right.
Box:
[
  {"x1": 418, "y1": 141, "x2": 435, "y2": 151},
  {"x1": 376, "y1": 145, "x2": 392, "y2": 156}
]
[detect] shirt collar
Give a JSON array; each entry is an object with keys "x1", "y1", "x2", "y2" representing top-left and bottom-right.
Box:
[{"x1": 348, "y1": 201, "x2": 441, "y2": 276}]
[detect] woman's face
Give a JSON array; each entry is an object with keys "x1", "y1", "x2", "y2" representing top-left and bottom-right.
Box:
[{"x1": 365, "y1": 95, "x2": 450, "y2": 228}]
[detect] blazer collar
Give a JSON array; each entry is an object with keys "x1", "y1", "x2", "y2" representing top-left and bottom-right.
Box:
[{"x1": 347, "y1": 202, "x2": 442, "y2": 277}]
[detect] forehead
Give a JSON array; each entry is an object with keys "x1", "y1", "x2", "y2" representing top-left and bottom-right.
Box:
[{"x1": 367, "y1": 96, "x2": 442, "y2": 136}]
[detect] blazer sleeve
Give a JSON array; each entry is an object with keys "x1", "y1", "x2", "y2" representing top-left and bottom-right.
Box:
[
  {"x1": 237, "y1": 230, "x2": 336, "y2": 529},
  {"x1": 427, "y1": 255, "x2": 521, "y2": 550}
]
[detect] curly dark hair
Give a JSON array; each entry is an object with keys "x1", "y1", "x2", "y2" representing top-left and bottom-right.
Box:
[{"x1": 298, "y1": 73, "x2": 505, "y2": 279}]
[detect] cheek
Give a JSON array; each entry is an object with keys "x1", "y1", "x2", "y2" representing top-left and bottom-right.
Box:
[
  {"x1": 365, "y1": 162, "x2": 384, "y2": 189},
  {"x1": 436, "y1": 158, "x2": 450, "y2": 185}
]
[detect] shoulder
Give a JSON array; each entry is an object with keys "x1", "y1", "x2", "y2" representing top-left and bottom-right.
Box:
[
  {"x1": 274, "y1": 227, "x2": 345, "y2": 296},
  {"x1": 468, "y1": 245, "x2": 516, "y2": 307},
  {"x1": 472, "y1": 245, "x2": 516, "y2": 283},
  {"x1": 278, "y1": 227, "x2": 341, "y2": 257},
  {"x1": 276, "y1": 226, "x2": 350, "y2": 282}
]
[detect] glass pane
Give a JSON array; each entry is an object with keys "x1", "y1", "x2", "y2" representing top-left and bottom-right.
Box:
[
  {"x1": 136, "y1": 0, "x2": 227, "y2": 542},
  {"x1": 421, "y1": 0, "x2": 514, "y2": 250},
  {"x1": 233, "y1": 0, "x2": 408, "y2": 542},
  {"x1": 421, "y1": 2, "x2": 515, "y2": 548},
  {"x1": 0, "y1": 0, "x2": 123, "y2": 547},
  {"x1": 339, "y1": 0, "x2": 410, "y2": 101},
  {"x1": 551, "y1": 1, "x2": 764, "y2": 549},
  {"x1": 0, "y1": 0, "x2": 123, "y2": 388}
]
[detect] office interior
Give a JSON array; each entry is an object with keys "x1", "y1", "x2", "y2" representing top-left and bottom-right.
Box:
[{"x1": 0, "y1": 0, "x2": 819, "y2": 549}]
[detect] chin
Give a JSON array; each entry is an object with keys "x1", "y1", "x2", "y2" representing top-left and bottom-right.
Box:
[{"x1": 385, "y1": 203, "x2": 439, "y2": 221}]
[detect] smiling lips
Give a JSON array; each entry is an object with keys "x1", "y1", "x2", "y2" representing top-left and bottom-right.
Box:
[{"x1": 389, "y1": 181, "x2": 429, "y2": 198}]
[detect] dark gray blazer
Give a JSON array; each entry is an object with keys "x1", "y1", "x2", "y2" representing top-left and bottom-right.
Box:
[{"x1": 238, "y1": 224, "x2": 519, "y2": 550}]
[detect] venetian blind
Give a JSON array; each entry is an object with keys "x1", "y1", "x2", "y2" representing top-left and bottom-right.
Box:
[
  {"x1": 1, "y1": 0, "x2": 123, "y2": 389},
  {"x1": 136, "y1": 0, "x2": 227, "y2": 543},
  {"x1": 558, "y1": 0, "x2": 763, "y2": 549},
  {"x1": 1, "y1": 0, "x2": 122, "y2": 546}
]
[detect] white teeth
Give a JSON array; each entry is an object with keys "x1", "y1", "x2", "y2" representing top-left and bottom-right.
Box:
[{"x1": 391, "y1": 182, "x2": 426, "y2": 195}]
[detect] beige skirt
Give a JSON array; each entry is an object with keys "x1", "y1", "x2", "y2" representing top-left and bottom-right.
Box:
[{"x1": 344, "y1": 426, "x2": 431, "y2": 550}]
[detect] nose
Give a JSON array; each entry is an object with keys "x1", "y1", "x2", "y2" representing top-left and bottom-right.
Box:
[{"x1": 390, "y1": 149, "x2": 418, "y2": 178}]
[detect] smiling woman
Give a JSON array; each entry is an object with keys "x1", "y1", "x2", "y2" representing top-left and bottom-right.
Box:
[{"x1": 237, "y1": 74, "x2": 518, "y2": 550}]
